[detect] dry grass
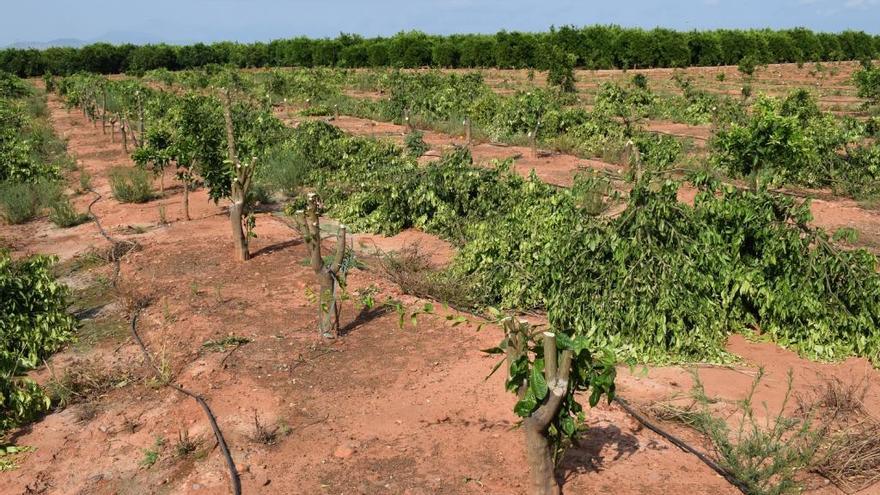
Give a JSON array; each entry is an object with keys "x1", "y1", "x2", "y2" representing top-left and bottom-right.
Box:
[
  {"x1": 46, "y1": 359, "x2": 133, "y2": 410},
  {"x1": 377, "y1": 242, "x2": 477, "y2": 310},
  {"x1": 649, "y1": 372, "x2": 880, "y2": 495}
]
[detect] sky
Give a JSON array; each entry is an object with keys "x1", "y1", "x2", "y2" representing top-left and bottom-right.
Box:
[{"x1": 2, "y1": 0, "x2": 879, "y2": 46}]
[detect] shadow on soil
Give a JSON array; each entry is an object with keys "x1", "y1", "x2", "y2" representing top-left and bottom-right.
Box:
[{"x1": 557, "y1": 424, "x2": 642, "y2": 490}]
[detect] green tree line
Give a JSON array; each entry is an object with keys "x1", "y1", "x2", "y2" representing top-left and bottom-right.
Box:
[{"x1": 2, "y1": 26, "x2": 879, "y2": 77}]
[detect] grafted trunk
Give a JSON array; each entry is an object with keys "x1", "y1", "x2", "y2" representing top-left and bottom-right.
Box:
[
  {"x1": 524, "y1": 420, "x2": 560, "y2": 495},
  {"x1": 464, "y1": 117, "x2": 471, "y2": 145},
  {"x1": 222, "y1": 88, "x2": 255, "y2": 262},
  {"x1": 101, "y1": 90, "x2": 107, "y2": 135},
  {"x1": 229, "y1": 200, "x2": 249, "y2": 262},
  {"x1": 121, "y1": 118, "x2": 128, "y2": 153}
]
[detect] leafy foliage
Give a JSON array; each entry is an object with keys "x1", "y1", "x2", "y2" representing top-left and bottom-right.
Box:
[
  {"x1": 404, "y1": 130, "x2": 429, "y2": 158},
  {"x1": 853, "y1": 61, "x2": 880, "y2": 109},
  {"x1": 1, "y1": 252, "x2": 75, "y2": 432},
  {"x1": 454, "y1": 176, "x2": 880, "y2": 365},
  {"x1": 711, "y1": 92, "x2": 878, "y2": 197}
]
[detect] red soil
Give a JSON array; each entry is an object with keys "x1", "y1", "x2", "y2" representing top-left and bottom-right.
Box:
[{"x1": 1, "y1": 87, "x2": 879, "y2": 495}]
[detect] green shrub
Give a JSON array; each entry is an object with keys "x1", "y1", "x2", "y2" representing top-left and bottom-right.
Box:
[
  {"x1": 853, "y1": 61, "x2": 880, "y2": 109},
  {"x1": 258, "y1": 141, "x2": 311, "y2": 198},
  {"x1": 48, "y1": 197, "x2": 89, "y2": 228},
  {"x1": 452, "y1": 178, "x2": 880, "y2": 365},
  {"x1": 404, "y1": 130, "x2": 429, "y2": 157},
  {"x1": 0, "y1": 180, "x2": 59, "y2": 224},
  {"x1": 710, "y1": 94, "x2": 856, "y2": 188},
  {"x1": 108, "y1": 166, "x2": 154, "y2": 203},
  {"x1": 737, "y1": 55, "x2": 758, "y2": 77},
  {"x1": 631, "y1": 73, "x2": 648, "y2": 89},
  {"x1": 0, "y1": 71, "x2": 31, "y2": 99},
  {"x1": 0, "y1": 252, "x2": 76, "y2": 432},
  {"x1": 545, "y1": 45, "x2": 577, "y2": 93}
]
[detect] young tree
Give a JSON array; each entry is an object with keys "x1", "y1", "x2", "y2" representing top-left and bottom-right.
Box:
[
  {"x1": 132, "y1": 123, "x2": 174, "y2": 196},
  {"x1": 493, "y1": 317, "x2": 616, "y2": 495},
  {"x1": 294, "y1": 194, "x2": 348, "y2": 339},
  {"x1": 544, "y1": 44, "x2": 577, "y2": 93}
]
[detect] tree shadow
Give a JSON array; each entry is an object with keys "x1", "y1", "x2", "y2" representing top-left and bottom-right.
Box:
[
  {"x1": 251, "y1": 238, "x2": 302, "y2": 258},
  {"x1": 557, "y1": 424, "x2": 642, "y2": 489},
  {"x1": 338, "y1": 305, "x2": 393, "y2": 337},
  {"x1": 72, "y1": 304, "x2": 107, "y2": 320}
]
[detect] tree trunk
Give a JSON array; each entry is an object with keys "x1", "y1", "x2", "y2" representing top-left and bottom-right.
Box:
[
  {"x1": 182, "y1": 179, "x2": 190, "y2": 221},
  {"x1": 229, "y1": 200, "x2": 249, "y2": 262},
  {"x1": 296, "y1": 194, "x2": 346, "y2": 339},
  {"x1": 101, "y1": 90, "x2": 107, "y2": 135},
  {"x1": 159, "y1": 174, "x2": 165, "y2": 197},
  {"x1": 121, "y1": 119, "x2": 128, "y2": 153},
  {"x1": 524, "y1": 419, "x2": 560, "y2": 495},
  {"x1": 505, "y1": 328, "x2": 573, "y2": 495}
]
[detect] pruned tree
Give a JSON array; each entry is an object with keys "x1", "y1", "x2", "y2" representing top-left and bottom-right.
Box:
[
  {"x1": 293, "y1": 193, "x2": 348, "y2": 339},
  {"x1": 491, "y1": 316, "x2": 617, "y2": 495}
]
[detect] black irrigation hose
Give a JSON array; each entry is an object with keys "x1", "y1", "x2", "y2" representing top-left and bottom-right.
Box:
[
  {"x1": 86, "y1": 188, "x2": 242, "y2": 495},
  {"x1": 613, "y1": 396, "x2": 751, "y2": 495},
  {"x1": 86, "y1": 189, "x2": 121, "y2": 286},
  {"x1": 130, "y1": 309, "x2": 242, "y2": 495}
]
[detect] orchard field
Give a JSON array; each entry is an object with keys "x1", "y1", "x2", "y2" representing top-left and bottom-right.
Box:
[{"x1": 2, "y1": 29, "x2": 880, "y2": 495}]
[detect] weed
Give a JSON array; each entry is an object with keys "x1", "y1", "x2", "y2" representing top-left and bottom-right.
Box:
[
  {"x1": 250, "y1": 410, "x2": 279, "y2": 445},
  {"x1": 378, "y1": 243, "x2": 477, "y2": 309},
  {"x1": 48, "y1": 196, "x2": 89, "y2": 228},
  {"x1": 651, "y1": 369, "x2": 821, "y2": 495},
  {"x1": 0, "y1": 181, "x2": 54, "y2": 224},
  {"x1": 74, "y1": 318, "x2": 128, "y2": 351},
  {"x1": 56, "y1": 249, "x2": 106, "y2": 275},
  {"x1": 78, "y1": 170, "x2": 92, "y2": 192},
  {"x1": 157, "y1": 204, "x2": 167, "y2": 225},
  {"x1": 140, "y1": 436, "x2": 166, "y2": 468},
  {"x1": 0, "y1": 445, "x2": 34, "y2": 472},
  {"x1": 46, "y1": 359, "x2": 130, "y2": 408},
  {"x1": 201, "y1": 335, "x2": 251, "y2": 352},
  {"x1": 174, "y1": 429, "x2": 201, "y2": 458},
  {"x1": 108, "y1": 166, "x2": 154, "y2": 203},
  {"x1": 147, "y1": 345, "x2": 173, "y2": 388}
]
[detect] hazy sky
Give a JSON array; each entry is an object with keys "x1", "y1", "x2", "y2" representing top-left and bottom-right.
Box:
[{"x1": 2, "y1": 0, "x2": 879, "y2": 46}]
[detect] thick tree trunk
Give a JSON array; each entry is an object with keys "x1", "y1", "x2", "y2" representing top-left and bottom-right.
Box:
[
  {"x1": 524, "y1": 419, "x2": 560, "y2": 495},
  {"x1": 229, "y1": 200, "x2": 249, "y2": 262}
]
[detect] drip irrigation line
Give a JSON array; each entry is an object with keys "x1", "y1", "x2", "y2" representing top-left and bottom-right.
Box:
[
  {"x1": 86, "y1": 189, "x2": 121, "y2": 286},
  {"x1": 85, "y1": 187, "x2": 241, "y2": 495},
  {"x1": 129, "y1": 309, "x2": 242, "y2": 495},
  {"x1": 613, "y1": 395, "x2": 750, "y2": 494}
]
